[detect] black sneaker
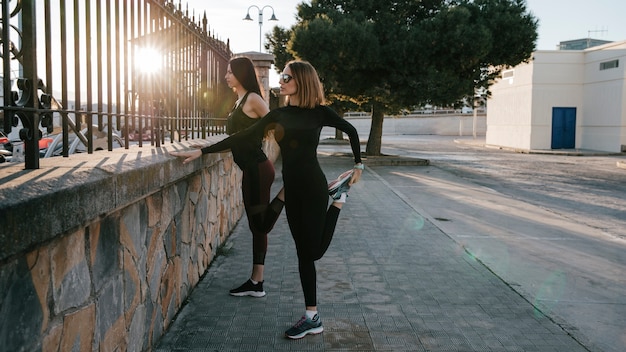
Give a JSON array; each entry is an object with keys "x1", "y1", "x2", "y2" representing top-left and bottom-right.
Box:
[
  {"x1": 285, "y1": 314, "x2": 323, "y2": 339},
  {"x1": 328, "y1": 170, "x2": 353, "y2": 199},
  {"x1": 229, "y1": 279, "x2": 266, "y2": 297}
]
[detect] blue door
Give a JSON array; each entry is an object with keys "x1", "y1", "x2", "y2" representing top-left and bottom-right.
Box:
[{"x1": 551, "y1": 107, "x2": 576, "y2": 149}]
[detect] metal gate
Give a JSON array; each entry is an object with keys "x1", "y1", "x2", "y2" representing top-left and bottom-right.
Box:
[{"x1": 1, "y1": 0, "x2": 233, "y2": 169}]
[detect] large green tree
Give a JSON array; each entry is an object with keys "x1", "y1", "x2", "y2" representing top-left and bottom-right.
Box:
[
  {"x1": 268, "y1": 0, "x2": 538, "y2": 156},
  {"x1": 265, "y1": 26, "x2": 294, "y2": 70}
]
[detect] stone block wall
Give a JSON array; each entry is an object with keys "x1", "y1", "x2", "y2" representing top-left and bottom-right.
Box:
[{"x1": 0, "y1": 141, "x2": 244, "y2": 352}]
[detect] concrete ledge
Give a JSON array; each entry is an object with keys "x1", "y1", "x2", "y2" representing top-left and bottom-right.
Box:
[
  {"x1": 318, "y1": 151, "x2": 429, "y2": 167},
  {"x1": 319, "y1": 138, "x2": 429, "y2": 166},
  {"x1": 0, "y1": 137, "x2": 228, "y2": 262},
  {"x1": 0, "y1": 136, "x2": 245, "y2": 351},
  {"x1": 363, "y1": 155, "x2": 430, "y2": 166},
  {"x1": 482, "y1": 143, "x2": 624, "y2": 156}
]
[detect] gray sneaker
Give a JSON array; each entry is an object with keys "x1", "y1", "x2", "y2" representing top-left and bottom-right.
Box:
[{"x1": 285, "y1": 314, "x2": 323, "y2": 339}]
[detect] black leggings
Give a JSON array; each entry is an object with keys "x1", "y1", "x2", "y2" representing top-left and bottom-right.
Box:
[
  {"x1": 285, "y1": 173, "x2": 341, "y2": 307},
  {"x1": 241, "y1": 159, "x2": 284, "y2": 265},
  {"x1": 297, "y1": 206, "x2": 340, "y2": 307}
]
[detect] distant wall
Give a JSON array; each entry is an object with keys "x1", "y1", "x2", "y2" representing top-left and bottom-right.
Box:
[{"x1": 321, "y1": 115, "x2": 486, "y2": 138}]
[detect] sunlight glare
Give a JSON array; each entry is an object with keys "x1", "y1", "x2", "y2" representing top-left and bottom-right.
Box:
[{"x1": 135, "y1": 47, "x2": 162, "y2": 74}]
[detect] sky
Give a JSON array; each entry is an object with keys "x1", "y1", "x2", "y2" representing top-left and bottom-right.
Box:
[
  {"x1": 186, "y1": 0, "x2": 626, "y2": 53},
  {"x1": 525, "y1": 0, "x2": 625, "y2": 50},
  {"x1": 185, "y1": 0, "x2": 303, "y2": 54},
  {"x1": 184, "y1": 0, "x2": 626, "y2": 86}
]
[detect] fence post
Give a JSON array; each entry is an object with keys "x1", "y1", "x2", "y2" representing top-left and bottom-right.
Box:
[{"x1": 8, "y1": 2, "x2": 41, "y2": 169}]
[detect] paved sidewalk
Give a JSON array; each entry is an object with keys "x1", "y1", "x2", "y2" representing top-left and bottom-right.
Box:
[{"x1": 155, "y1": 155, "x2": 590, "y2": 352}]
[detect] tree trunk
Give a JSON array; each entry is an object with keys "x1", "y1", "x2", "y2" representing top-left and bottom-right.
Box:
[
  {"x1": 335, "y1": 107, "x2": 345, "y2": 140},
  {"x1": 366, "y1": 104, "x2": 384, "y2": 156},
  {"x1": 335, "y1": 128, "x2": 344, "y2": 140}
]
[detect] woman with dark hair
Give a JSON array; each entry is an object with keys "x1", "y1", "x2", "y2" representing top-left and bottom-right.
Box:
[
  {"x1": 171, "y1": 60, "x2": 363, "y2": 339},
  {"x1": 172, "y1": 56, "x2": 284, "y2": 298}
]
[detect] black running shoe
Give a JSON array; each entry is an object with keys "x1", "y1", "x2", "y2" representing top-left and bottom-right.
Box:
[{"x1": 229, "y1": 279, "x2": 266, "y2": 297}]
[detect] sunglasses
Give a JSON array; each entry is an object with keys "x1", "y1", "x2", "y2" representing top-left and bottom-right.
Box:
[{"x1": 279, "y1": 73, "x2": 293, "y2": 83}]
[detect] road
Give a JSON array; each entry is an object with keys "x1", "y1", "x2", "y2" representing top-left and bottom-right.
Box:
[
  {"x1": 380, "y1": 135, "x2": 626, "y2": 241},
  {"x1": 320, "y1": 135, "x2": 626, "y2": 352}
]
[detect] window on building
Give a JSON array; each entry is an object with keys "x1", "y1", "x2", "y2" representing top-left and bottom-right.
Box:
[
  {"x1": 501, "y1": 69, "x2": 514, "y2": 79},
  {"x1": 599, "y1": 59, "x2": 619, "y2": 70}
]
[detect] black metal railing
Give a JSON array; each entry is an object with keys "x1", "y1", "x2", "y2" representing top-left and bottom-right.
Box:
[{"x1": 1, "y1": 0, "x2": 233, "y2": 169}]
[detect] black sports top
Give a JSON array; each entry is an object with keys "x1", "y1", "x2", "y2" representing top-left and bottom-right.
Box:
[
  {"x1": 223, "y1": 92, "x2": 268, "y2": 169},
  {"x1": 202, "y1": 105, "x2": 361, "y2": 175}
]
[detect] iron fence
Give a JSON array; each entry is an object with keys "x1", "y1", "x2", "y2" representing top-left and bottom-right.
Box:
[{"x1": 1, "y1": 0, "x2": 233, "y2": 169}]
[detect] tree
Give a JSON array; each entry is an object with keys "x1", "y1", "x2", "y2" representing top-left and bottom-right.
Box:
[
  {"x1": 268, "y1": 0, "x2": 538, "y2": 156},
  {"x1": 265, "y1": 26, "x2": 294, "y2": 72}
]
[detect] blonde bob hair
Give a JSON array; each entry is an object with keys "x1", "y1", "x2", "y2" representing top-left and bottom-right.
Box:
[{"x1": 285, "y1": 60, "x2": 326, "y2": 109}]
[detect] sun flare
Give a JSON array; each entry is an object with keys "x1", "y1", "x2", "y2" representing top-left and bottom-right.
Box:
[{"x1": 135, "y1": 47, "x2": 162, "y2": 74}]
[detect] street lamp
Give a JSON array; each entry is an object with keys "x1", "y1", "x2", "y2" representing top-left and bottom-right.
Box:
[{"x1": 243, "y1": 5, "x2": 278, "y2": 52}]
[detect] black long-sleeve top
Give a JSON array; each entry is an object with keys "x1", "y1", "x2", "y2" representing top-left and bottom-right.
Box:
[{"x1": 201, "y1": 105, "x2": 362, "y2": 172}]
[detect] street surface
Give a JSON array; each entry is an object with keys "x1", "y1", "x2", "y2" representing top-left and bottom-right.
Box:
[{"x1": 318, "y1": 135, "x2": 626, "y2": 352}]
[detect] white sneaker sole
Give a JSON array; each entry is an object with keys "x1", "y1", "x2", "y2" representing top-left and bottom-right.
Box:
[
  {"x1": 285, "y1": 326, "x2": 324, "y2": 339},
  {"x1": 229, "y1": 291, "x2": 266, "y2": 297},
  {"x1": 328, "y1": 170, "x2": 353, "y2": 193}
]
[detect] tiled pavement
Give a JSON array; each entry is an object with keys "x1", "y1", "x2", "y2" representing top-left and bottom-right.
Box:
[{"x1": 154, "y1": 155, "x2": 590, "y2": 352}]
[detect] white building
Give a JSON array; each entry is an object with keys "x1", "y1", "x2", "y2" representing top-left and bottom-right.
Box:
[{"x1": 487, "y1": 40, "x2": 626, "y2": 153}]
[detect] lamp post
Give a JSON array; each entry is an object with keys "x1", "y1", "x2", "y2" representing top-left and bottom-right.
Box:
[{"x1": 243, "y1": 5, "x2": 278, "y2": 52}]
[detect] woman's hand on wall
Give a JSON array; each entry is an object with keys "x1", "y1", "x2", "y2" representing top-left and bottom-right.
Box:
[{"x1": 169, "y1": 149, "x2": 202, "y2": 164}]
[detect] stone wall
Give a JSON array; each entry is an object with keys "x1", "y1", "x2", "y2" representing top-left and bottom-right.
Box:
[{"x1": 0, "y1": 139, "x2": 244, "y2": 351}]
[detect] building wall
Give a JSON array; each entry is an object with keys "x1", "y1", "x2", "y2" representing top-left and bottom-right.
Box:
[
  {"x1": 486, "y1": 59, "x2": 535, "y2": 149},
  {"x1": 487, "y1": 41, "x2": 626, "y2": 153},
  {"x1": 559, "y1": 38, "x2": 612, "y2": 50},
  {"x1": 530, "y1": 51, "x2": 585, "y2": 149},
  {"x1": 581, "y1": 43, "x2": 626, "y2": 152}
]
